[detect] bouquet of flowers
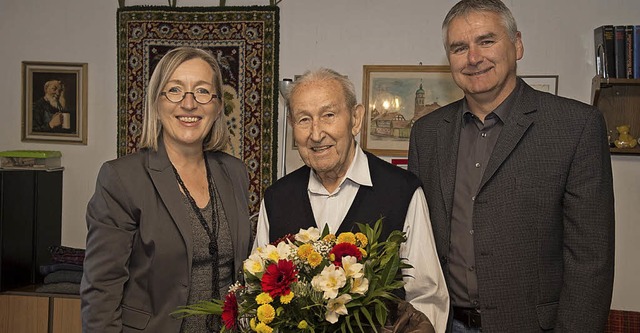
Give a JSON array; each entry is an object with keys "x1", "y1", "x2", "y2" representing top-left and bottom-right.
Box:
[{"x1": 174, "y1": 219, "x2": 411, "y2": 333}]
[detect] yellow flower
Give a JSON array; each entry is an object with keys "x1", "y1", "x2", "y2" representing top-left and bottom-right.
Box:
[
  {"x1": 256, "y1": 292, "x2": 273, "y2": 305},
  {"x1": 255, "y1": 322, "x2": 273, "y2": 333},
  {"x1": 308, "y1": 251, "x2": 323, "y2": 268},
  {"x1": 359, "y1": 248, "x2": 367, "y2": 257},
  {"x1": 337, "y1": 232, "x2": 356, "y2": 244},
  {"x1": 355, "y1": 232, "x2": 368, "y2": 247},
  {"x1": 280, "y1": 291, "x2": 294, "y2": 304},
  {"x1": 250, "y1": 318, "x2": 257, "y2": 330},
  {"x1": 297, "y1": 243, "x2": 313, "y2": 259},
  {"x1": 323, "y1": 234, "x2": 336, "y2": 242},
  {"x1": 257, "y1": 304, "x2": 276, "y2": 324},
  {"x1": 298, "y1": 320, "x2": 308, "y2": 329}
]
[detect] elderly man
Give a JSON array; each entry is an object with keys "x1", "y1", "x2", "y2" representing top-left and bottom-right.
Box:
[
  {"x1": 254, "y1": 68, "x2": 449, "y2": 332},
  {"x1": 32, "y1": 79, "x2": 71, "y2": 132}
]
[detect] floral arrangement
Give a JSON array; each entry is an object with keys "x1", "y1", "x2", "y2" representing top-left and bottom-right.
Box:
[{"x1": 173, "y1": 219, "x2": 410, "y2": 333}]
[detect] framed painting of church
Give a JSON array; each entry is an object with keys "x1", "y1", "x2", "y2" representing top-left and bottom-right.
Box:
[
  {"x1": 361, "y1": 65, "x2": 463, "y2": 157},
  {"x1": 21, "y1": 61, "x2": 88, "y2": 144}
]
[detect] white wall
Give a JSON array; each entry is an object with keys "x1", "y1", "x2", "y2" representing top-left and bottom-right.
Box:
[{"x1": 0, "y1": 0, "x2": 638, "y2": 311}]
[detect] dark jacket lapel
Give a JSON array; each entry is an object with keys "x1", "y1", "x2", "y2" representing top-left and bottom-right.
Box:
[
  {"x1": 479, "y1": 81, "x2": 536, "y2": 191},
  {"x1": 437, "y1": 101, "x2": 464, "y2": 219},
  {"x1": 207, "y1": 152, "x2": 246, "y2": 280},
  {"x1": 147, "y1": 140, "x2": 193, "y2": 269}
]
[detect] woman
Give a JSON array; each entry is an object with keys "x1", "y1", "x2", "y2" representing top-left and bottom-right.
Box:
[{"x1": 81, "y1": 47, "x2": 251, "y2": 332}]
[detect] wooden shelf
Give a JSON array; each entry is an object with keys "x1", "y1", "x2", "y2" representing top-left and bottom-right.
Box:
[
  {"x1": 591, "y1": 76, "x2": 640, "y2": 155},
  {"x1": 0, "y1": 291, "x2": 80, "y2": 333}
]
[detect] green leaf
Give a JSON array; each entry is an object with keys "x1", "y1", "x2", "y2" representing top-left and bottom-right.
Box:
[
  {"x1": 321, "y1": 224, "x2": 331, "y2": 238},
  {"x1": 353, "y1": 311, "x2": 365, "y2": 332},
  {"x1": 375, "y1": 303, "x2": 386, "y2": 326},
  {"x1": 170, "y1": 299, "x2": 223, "y2": 318},
  {"x1": 361, "y1": 307, "x2": 378, "y2": 333}
]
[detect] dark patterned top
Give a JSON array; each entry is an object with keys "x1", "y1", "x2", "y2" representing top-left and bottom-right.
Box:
[{"x1": 180, "y1": 183, "x2": 233, "y2": 333}]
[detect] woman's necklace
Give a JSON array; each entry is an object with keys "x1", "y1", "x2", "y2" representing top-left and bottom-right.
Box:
[{"x1": 172, "y1": 156, "x2": 221, "y2": 331}]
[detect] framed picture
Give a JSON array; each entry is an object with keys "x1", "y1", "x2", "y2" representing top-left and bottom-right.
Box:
[
  {"x1": 22, "y1": 61, "x2": 88, "y2": 144},
  {"x1": 520, "y1": 75, "x2": 558, "y2": 95},
  {"x1": 362, "y1": 65, "x2": 464, "y2": 156}
]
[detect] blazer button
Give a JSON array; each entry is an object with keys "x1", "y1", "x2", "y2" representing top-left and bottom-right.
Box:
[{"x1": 440, "y1": 256, "x2": 448, "y2": 264}]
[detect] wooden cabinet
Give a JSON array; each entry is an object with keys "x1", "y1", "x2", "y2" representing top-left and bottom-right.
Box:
[
  {"x1": 0, "y1": 291, "x2": 80, "y2": 333},
  {"x1": 591, "y1": 76, "x2": 640, "y2": 154}
]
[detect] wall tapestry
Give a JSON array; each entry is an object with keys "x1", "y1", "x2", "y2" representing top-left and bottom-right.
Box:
[{"x1": 117, "y1": 6, "x2": 279, "y2": 215}]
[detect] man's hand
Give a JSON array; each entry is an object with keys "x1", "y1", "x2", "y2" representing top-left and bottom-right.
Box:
[
  {"x1": 49, "y1": 112, "x2": 63, "y2": 128},
  {"x1": 380, "y1": 300, "x2": 435, "y2": 333}
]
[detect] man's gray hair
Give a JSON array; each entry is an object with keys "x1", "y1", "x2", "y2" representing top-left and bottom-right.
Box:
[
  {"x1": 285, "y1": 68, "x2": 357, "y2": 117},
  {"x1": 442, "y1": 0, "x2": 519, "y2": 51}
]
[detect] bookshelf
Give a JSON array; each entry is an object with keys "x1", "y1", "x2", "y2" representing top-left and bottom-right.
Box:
[{"x1": 591, "y1": 75, "x2": 640, "y2": 155}]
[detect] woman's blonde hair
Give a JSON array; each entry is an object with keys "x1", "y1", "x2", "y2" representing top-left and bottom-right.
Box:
[{"x1": 139, "y1": 46, "x2": 228, "y2": 151}]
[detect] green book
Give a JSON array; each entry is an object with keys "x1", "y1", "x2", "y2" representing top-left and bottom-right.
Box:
[{"x1": 0, "y1": 150, "x2": 62, "y2": 170}]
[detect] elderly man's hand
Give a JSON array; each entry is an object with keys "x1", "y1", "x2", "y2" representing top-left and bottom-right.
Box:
[
  {"x1": 49, "y1": 112, "x2": 63, "y2": 128},
  {"x1": 380, "y1": 300, "x2": 435, "y2": 333}
]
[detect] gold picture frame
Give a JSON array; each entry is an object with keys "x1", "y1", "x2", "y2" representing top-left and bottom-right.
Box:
[
  {"x1": 362, "y1": 65, "x2": 463, "y2": 156},
  {"x1": 22, "y1": 61, "x2": 88, "y2": 144}
]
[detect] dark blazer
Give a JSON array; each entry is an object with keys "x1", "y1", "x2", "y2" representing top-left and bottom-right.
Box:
[
  {"x1": 81, "y1": 141, "x2": 251, "y2": 333},
  {"x1": 408, "y1": 79, "x2": 615, "y2": 332}
]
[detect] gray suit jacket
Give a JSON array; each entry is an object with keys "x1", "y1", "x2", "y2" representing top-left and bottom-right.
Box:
[
  {"x1": 408, "y1": 79, "x2": 615, "y2": 332},
  {"x1": 81, "y1": 141, "x2": 251, "y2": 332}
]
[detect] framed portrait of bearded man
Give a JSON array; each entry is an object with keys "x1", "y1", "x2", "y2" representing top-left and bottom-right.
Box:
[{"x1": 22, "y1": 61, "x2": 88, "y2": 144}]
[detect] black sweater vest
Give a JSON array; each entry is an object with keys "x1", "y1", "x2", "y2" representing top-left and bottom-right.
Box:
[{"x1": 264, "y1": 151, "x2": 421, "y2": 243}]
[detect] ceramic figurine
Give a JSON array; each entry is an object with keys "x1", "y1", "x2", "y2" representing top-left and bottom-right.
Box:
[{"x1": 614, "y1": 125, "x2": 637, "y2": 149}]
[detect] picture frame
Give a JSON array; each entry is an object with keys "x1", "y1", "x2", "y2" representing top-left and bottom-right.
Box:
[
  {"x1": 22, "y1": 61, "x2": 88, "y2": 144},
  {"x1": 362, "y1": 65, "x2": 464, "y2": 156},
  {"x1": 520, "y1": 75, "x2": 558, "y2": 95}
]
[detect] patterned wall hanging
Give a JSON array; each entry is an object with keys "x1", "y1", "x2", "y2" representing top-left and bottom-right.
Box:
[{"x1": 117, "y1": 6, "x2": 280, "y2": 215}]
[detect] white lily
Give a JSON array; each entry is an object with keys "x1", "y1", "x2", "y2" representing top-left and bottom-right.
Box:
[
  {"x1": 325, "y1": 294, "x2": 352, "y2": 323},
  {"x1": 243, "y1": 253, "x2": 265, "y2": 275},
  {"x1": 341, "y1": 256, "x2": 364, "y2": 279},
  {"x1": 295, "y1": 226, "x2": 321, "y2": 243},
  {"x1": 350, "y1": 277, "x2": 369, "y2": 295},
  {"x1": 311, "y1": 264, "x2": 346, "y2": 299}
]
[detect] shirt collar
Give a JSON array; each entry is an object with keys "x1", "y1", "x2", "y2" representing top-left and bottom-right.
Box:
[
  {"x1": 308, "y1": 144, "x2": 372, "y2": 195},
  {"x1": 461, "y1": 79, "x2": 520, "y2": 125}
]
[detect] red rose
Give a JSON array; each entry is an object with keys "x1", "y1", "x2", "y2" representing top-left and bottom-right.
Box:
[
  {"x1": 261, "y1": 259, "x2": 298, "y2": 297},
  {"x1": 329, "y1": 243, "x2": 362, "y2": 266},
  {"x1": 221, "y1": 292, "x2": 238, "y2": 329}
]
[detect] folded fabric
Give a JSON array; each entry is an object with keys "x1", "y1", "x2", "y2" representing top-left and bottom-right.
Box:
[
  {"x1": 35, "y1": 282, "x2": 80, "y2": 295},
  {"x1": 43, "y1": 269, "x2": 83, "y2": 284},
  {"x1": 40, "y1": 262, "x2": 83, "y2": 275},
  {"x1": 49, "y1": 245, "x2": 85, "y2": 266}
]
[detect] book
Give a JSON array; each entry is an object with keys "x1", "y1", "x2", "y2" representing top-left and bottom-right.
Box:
[
  {"x1": 635, "y1": 25, "x2": 640, "y2": 79},
  {"x1": 594, "y1": 25, "x2": 616, "y2": 78},
  {"x1": 0, "y1": 150, "x2": 62, "y2": 170},
  {"x1": 625, "y1": 25, "x2": 634, "y2": 79},
  {"x1": 614, "y1": 25, "x2": 626, "y2": 78}
]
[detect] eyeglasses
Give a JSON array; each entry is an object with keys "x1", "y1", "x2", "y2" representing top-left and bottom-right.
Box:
[{"x1": 161, "y1": 90, "x2": 220, "y2": 104}]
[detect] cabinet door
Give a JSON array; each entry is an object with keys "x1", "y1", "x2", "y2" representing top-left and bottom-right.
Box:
[
  {"x1": 0, "y1": 294, "x2": 49, "y2": 333},
  {"x1": 51, "y1": 297, "x2": 81, "y2": 333}
]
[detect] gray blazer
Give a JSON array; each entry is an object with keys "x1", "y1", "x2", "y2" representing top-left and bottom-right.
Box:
[
  {"x1": 408, "y1": 79, "x2": 615, "y2": 332},
  {"x1": 81, "y1": 141, "x2": 251, "y2": 333}
]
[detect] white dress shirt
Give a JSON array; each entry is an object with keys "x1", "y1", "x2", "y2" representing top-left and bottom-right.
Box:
[{"x1": 254, "y1": 146, "x2": 449, "y2": 332}]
